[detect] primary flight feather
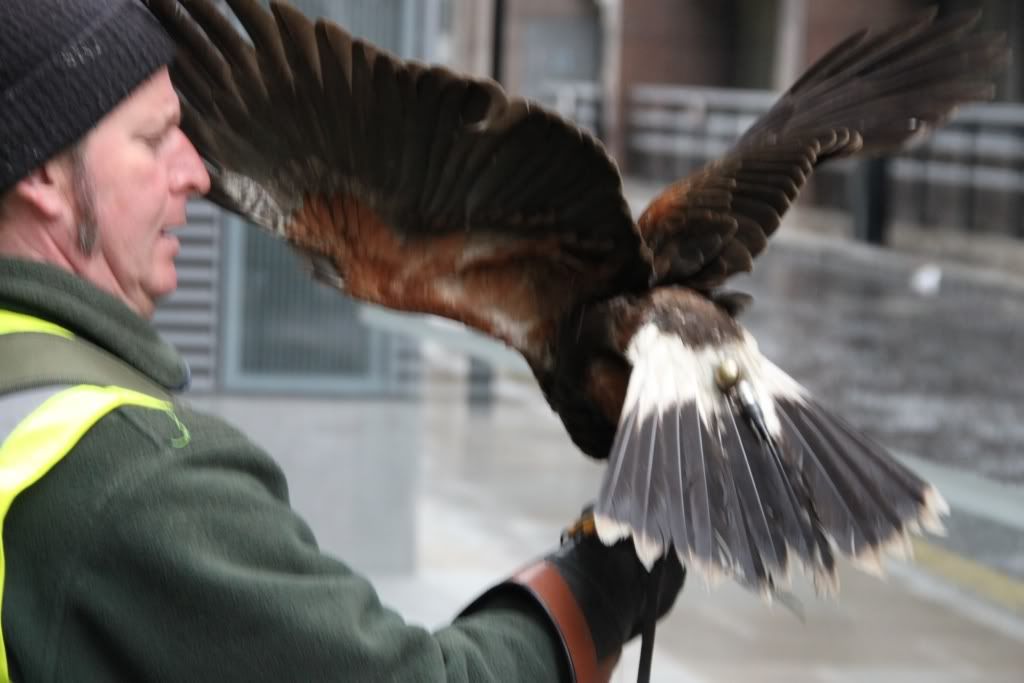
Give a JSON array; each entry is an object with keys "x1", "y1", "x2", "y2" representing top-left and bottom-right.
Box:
[{"x1": 147, "y1": 0, "x2": 1008, "y2": 595}]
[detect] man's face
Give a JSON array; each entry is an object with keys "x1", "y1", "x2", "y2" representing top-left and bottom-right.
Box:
[{"x1": 74, "y1": 68, "x2": 210, "y2": 317}]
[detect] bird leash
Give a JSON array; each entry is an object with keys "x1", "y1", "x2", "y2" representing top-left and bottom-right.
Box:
[
  {"x1": 635, "y1": 559, "x2": 664, "y2": 683},
  {"x1": 561, "y1": 509, "x2": 667, "y2": 683},
  {"x1": 633, "y1": 361, "x2": 774, "y2": 683}
]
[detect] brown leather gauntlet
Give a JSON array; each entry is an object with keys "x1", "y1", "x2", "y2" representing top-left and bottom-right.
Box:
[
  {"x1": 460, "y1": 559, "x2": 621, "y2": 683},
  {"x1": 459, "y1": 516, "x2": 684, "y2": 682}
]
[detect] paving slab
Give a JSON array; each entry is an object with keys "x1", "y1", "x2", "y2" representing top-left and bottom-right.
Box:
[{"x1": 188, "y1": 390, "x2": 1024, "y2": 681}]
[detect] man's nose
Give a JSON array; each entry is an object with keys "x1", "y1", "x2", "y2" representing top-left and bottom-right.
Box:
[{"x1": 170, "y1": 129, "x2": 212, "y2": 196}]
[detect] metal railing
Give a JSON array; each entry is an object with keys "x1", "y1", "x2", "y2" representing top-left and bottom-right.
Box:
[
  {"x1": 632, "y1": 84, "x2": 1024, "y2": 237},
  {"x1": 538, "y1": 80, "x2": 603, "y2": 137},
  {"x1": 627, "y1": 84, "x2": 775, "y2": 177},
  {"x1": 893, "y1": 104, "x2": 1024, "y2": 235},
  {"x1": 542, "y1": 80, "x2": 1024, "y2": 238}
]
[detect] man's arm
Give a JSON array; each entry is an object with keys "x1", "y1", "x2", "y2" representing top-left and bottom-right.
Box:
[
  {"x1": 52, "y1": 410, "x2": 569, "y2": 682},
  {"x1": 7, "y1": 404, "x2": 680, "y2": 682}
]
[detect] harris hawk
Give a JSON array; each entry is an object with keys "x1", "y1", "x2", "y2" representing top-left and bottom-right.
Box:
[{"x1": 147, "y1": 0, "x2": 1008, "y2": 598}]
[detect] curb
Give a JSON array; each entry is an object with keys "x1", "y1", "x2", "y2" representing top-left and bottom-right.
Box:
[{"x1": 913, "y1": 538, "x2": 1024, "y2": 615}]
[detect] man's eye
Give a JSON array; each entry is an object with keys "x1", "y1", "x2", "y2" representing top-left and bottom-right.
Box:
[{"x1": 142, "y1": 133, "x2": 166, "y2": 149}]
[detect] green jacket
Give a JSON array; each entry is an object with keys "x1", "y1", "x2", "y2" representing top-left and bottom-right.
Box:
[{"x1": 0, "y1": 257, "x2": 565, "y2": 682}]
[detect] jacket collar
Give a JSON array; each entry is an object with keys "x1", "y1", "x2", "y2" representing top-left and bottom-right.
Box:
[{"x1": 0, "y1": 257, "x2": 190, "y2": 391}]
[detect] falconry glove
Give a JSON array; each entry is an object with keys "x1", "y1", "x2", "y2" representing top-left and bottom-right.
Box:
[{"x1": 460, "y1": 513, "x2": 685, "y2": 683}]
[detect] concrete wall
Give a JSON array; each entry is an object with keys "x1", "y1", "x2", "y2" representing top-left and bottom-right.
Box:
[
  {"x1": 803, "y1": 0, "x2": 930, "y2": 65},
  {"x1": 605, "y1": 0, "x2": 933, "y2": 170},
  {"x1": 447, "y1": 0, "x2": 496, "y2": 77},
  {"x1": 606, "y1": 0, "x2": 739, "y2": 161},
  {"x1": 620, "y1": 0, "x2": 737, "y2": 89},
  {"x1": 443, "y1": 0, "x2": 1020, "y2": 172},
  {"x1": 504, "y1": 0, "x2": 601, "y2": 98}
]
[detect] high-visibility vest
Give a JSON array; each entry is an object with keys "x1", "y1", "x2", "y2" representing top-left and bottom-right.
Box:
[{"x1": 0, "y1": 310, "x2": 188, "y2": 683}]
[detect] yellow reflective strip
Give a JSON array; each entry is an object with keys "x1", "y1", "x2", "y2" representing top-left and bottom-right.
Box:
[
  {"x1": 0, "y1": 385, "x2": 174, "y2": 681},
  {"x1": 0, "y1": 310, "x2": 73, "y2": 338}
]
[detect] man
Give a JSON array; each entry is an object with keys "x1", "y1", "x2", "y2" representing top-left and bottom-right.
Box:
[{"x1": 0, "y1": 0, "x2": 683, "y2": 681}]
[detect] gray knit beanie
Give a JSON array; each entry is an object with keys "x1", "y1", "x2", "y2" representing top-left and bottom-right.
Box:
[{"x1": 0, "y1": 0, "x2": 176, "y2": 193}]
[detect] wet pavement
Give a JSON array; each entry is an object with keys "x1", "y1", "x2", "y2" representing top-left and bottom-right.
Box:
[
  {"x1": 187, "y1": 384, "x2": 1024, "y2": 682},
  {"x1": 184, "y1": 219, "x2": 1024, "y2": 680},
  {"x1": 737, "y1": 234, "x2": 1024, "y2": 484}
]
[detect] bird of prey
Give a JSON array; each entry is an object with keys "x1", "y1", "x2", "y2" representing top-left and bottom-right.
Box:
[{"x1": 147, "y1": 0, "x2": 1008, "y2": 597}]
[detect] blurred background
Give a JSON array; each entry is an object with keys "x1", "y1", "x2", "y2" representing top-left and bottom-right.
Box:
[{"x1": 173, "y1": 1, "x2": 1023, "y2": 680}]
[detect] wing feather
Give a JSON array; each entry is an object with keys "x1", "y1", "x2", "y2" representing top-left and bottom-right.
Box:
[
  {"x1": 637, "y1": 9, "x2": 1008, "y2": 289},
  {"x1": 148, "y1": 0, "x2": 653, "y2": 360}
]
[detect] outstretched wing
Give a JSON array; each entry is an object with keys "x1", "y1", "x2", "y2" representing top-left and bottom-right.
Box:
[
  {"x1": 147, "y1": 0, "x2": 653, "y2": 362},
  {"x1": 638, "y1": 9, "x2": 1008, "y2": 290}
]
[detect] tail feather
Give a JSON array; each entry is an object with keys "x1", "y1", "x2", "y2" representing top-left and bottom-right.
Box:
[
  {"x1": 663, "y1": 406, "x2": 694, "y2": 564},
  {"x1": 778, "y1": 400, "x2": 947, "y2": 568},
  {"x1": 757, "y1": 423, "x2": 825, "y2": 572},
  {"x1": 600, "y1": 374, "x2": 673, "y2": 566},
  {"x1": 681, "y1": 402, "x2": 716, "y2": 572},
  {"x1": 831, "y1": 413, "x2": 945, "y2": 525},
  {"x1": 723, "y1": 406, "x2": 829, "y2": 587},
  {"x1": 720, "y1": 408, "x2": 782, "y2": 585},
  {"x1": 780, "y1": 403, "x2": 898, "y2": 552},
  {"x1": 595, "y1": 324, "x2": 947, "y2": 597}
]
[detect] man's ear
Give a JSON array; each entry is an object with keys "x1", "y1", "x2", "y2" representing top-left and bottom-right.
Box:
[{"x1": 9, "y1": 157, "x2": 74, "y2": 221}]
